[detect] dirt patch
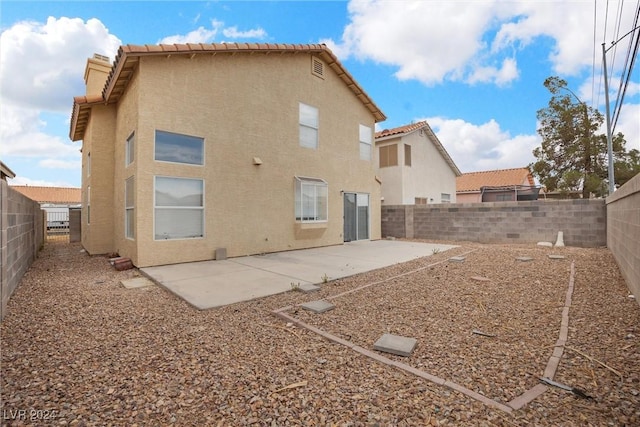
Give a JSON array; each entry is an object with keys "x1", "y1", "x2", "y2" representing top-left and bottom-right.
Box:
[{"x1": 1, "y1": 240, "x2": 638, "y2": 425}]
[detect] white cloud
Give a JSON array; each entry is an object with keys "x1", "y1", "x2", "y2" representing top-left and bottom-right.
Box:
[
  {"x1": 0, "y1": 105, "x2": 80, "y2": 159},
  {"x1": 159, "y1": 20, "x2": 223, "y2": 44},
  {"x1": 614, "y1": 104, "x2": 640, "y2": 151},
  {"x1": 425, "y1": 116, "x2": 540, "y2": 173},
  {"x1": 0, "y1": 17, "x2": 120, "y2": 112},
  {"x1": 39, "y1": 159, "x2": 82, "y2": 170},
  {"x1": 222, "y1": 26, "x2": 266, "y2": 39},
  {"x1": 159, "y1": 19, "x2": 267, "y2": 44},
  {"x1": 327, "y1": 0, "x2": 634, "y2": 86}
]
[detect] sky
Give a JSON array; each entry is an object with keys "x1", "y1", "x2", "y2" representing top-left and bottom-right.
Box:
[{"x1": 1, "y1": 0, "x2": 639, "y2": 188}]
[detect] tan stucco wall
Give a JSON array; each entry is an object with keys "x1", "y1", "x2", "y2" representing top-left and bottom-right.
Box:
[
  {"x1": 92, "y1": 53, "x2": 380, "y2": 267},
  {"x1": 376, "y1": 131, "x2": 458, "y2": 205},
  {"x1": 81, "y1": 106, "x2": 116, "y2": 255}
]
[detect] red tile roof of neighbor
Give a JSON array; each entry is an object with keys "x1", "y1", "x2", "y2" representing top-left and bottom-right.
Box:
[
  {"x1": 456, "y1": 168, "x2": 534, "y2": 193},
  {"x1": 70, "y1": 43, "x2": 386, "y2": 141},
  {"x1": 11, "y1": 186, "x2": 81, "y2": 204},
  {"x1": 375, "y1": 121, "x2": 462, "y2": 176}
]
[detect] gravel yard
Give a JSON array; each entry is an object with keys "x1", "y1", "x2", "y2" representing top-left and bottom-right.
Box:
[{"x1": 1, "y1": 240, "x2": 639, "y2": 426}]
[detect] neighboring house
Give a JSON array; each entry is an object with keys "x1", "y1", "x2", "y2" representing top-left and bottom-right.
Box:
[
  {"x1": 69, "y1": 44, "x2": 386, "y2": 268},
  {"x1": 456, "y1": 167, "x2": 540, "y2": 203},
  {"x1": 375, "y1": 121, "x2": 461, "y2": 205},
  {"x1": 10, "y1": 186, "x2": 81, "y2": 228}
]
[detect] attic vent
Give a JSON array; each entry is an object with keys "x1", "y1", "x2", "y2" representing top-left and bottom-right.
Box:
[{"x1": 311, "y1": 57, "x2": 325, "y2": 79}]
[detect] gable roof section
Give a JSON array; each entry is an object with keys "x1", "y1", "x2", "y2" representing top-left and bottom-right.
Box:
[
  {"x1": 456, "y1": 168, "x2": 534, "y2": 193},
  {"x1": 11, "y1": 186, "x2": 81, "y2": 204},
  {"x1": 375, "y1": 121, "x2": 461, "y2": 176},
  {"x1": 70, "y1": 43, "x2": 386, "y2": 141}
]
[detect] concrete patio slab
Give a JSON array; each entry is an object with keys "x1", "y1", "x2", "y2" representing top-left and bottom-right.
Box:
[
  {"x1": 300, "y1": 300, "x2": 335, "y2": 313},
  {"x1": 141, "y1": 240, "x2": 457, "y2": 310},
  {"x1": 373, "y1": 333, "x2": 417, "y2": 357},
  {"x1": 120, "y1": 277, "x2": 154, "y2": 289}
]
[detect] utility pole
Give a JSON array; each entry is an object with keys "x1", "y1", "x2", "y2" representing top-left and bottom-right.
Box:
[{"x1": 602, "y1": 25, "x2": 640, "y2": 195}]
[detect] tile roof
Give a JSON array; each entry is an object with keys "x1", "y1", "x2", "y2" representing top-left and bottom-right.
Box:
[
  {"x1": 71, "y1": 43, "x2": 386, "y2": 141},
  {"x1": 10, "y1": 186, "x2": 81, "y2": 204},
  {"x1": 375, "y1": 121, "x2": 461, "y2": 176},
  {"x1": 456, "y1": 168, "x2": 534, "y2": 193}
]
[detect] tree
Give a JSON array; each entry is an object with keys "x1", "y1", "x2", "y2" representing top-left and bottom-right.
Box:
[{"x1": 530, "y1": 76, "x2": 640, "y2": 198}]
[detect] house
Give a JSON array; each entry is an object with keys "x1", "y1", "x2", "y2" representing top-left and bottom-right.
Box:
[
  {"x1": 375, "y1": 121, "x2": 461, "y2": 205},
  {"x1": 69, "y1": 43, "x2": 386, "y2": 267},
  {"x1": 456, "y1": 167, "x2": 540, "y2": 203},
  {"x1": 1, "y1": 162, "x2": 15, "y2": 181},
  {"x1": 10, "y1": 186, "x2": 81, "y2": 228}
]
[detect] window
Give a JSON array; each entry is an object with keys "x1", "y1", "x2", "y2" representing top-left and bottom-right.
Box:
[
  {"x1": 87, "y1": 153, "x2": 91, "y2": 176},
  {"x1": 295, "y1": 177, "x2": 327, "y2": 222},
  {"x1": 126, "y1": 132, "x2": 135, "y2": 166},
  {"x1": 404, "y1": 144, "x2": 412, "y2": 166},
  {"x1": 299, "y1": 103, "x2": 318, "y2": 149},
  {"x1": 379, "y1": 144, "x2": 398, "y2": 168},
  {"x1": 441, "y1": 193, "x2": 451, "y2": 203},
  {"x1": 155, "y1": 130, "x2": 204, "y2": 165},
  {"x1": 359, "y1": 125, "x2": 372, "y2": 160},
  {"x1": 125, "y1": 177, "x2": 135, "y2": 239},
  {"x1": 86, "y1": 186, "x2": 90, "y2": 224},
  {"x1": 154, "y1": 177, "x2": 204, "y2": 240},
  {"x1": 415, "y1": 197, "x2": 428, "y2": 205}
]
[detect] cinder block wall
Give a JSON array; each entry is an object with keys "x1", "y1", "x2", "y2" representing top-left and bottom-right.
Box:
[
  {"x1": 1, "y1": 183, "x2": 44, "y2": 320},
  {"x1": 606, "y1": 174, "x2": 640, "y2": 305},
  {"x1": 382, "y1": 199, "x2": 606, "y2": 247}
]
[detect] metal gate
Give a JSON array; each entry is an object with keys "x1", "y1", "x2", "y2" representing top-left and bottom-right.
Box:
[{"x1": 46, "y1": 210, "x2": 70, "y2": 242}]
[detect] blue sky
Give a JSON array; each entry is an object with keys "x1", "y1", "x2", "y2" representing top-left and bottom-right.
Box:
[{"x1": 1, "y1": 0, "x2": 638, "y2": 188}]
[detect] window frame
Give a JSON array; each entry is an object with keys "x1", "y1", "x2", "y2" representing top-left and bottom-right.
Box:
[
  {"x1": 404, "y1": 144, "x2": 412, "y2": 166},
  {"x1": 125, "y1": 132, "x2": 135, "y2": 166},
  {"x1": 154, "y1": 130, "x2": 205, "y2": 166},
  {"x1": 379, "y1": 144, "x2": 398, "y2": 168},
  {"x1": 359, "y1": 124, "x2": 372, "y2": 161},
  {"x1": 295, "y1": 176, "x2": 328, "y2": 223},
  {"x1": 125, "y1": 176, "x2": 135, "y2": 240},
  {"x1": 154, "y1": 176, "x2": 205, "y2": 240},
  {"x1": 441, "y1": 193, "x2": 451, "y2": 203},
  {"x1": 299, "y1": 103, "x2": 319, "y2": 149}
]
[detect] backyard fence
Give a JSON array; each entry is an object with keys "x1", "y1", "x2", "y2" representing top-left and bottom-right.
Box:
[{"x1": 1, "y1": 182, "x2": 45, "y2": 320}]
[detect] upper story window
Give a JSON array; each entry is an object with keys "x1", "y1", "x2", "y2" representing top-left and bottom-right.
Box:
[
  {"x1": 379, "y1": 144, "x2": 398, "y2": 168},
  {"x1": 299, "y1": 103, "x2": 318, "y2": 149},
  {"x1": 359, "y1": 125, "x2": 372, "y2": 161},
  {"x1": 126, "y1": 132, "x2": 135, "y2": 166},
  {"x1": 404, "y1": 144, "x2": 412, "y2": 166},
  {"x1": 155, "y1": 130, "x2": 204, "y2": 165}
]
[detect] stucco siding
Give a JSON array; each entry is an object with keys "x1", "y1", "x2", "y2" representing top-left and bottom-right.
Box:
[
  {"x1": 81, "y1": 106, "x2": 116, "y2": 255},
  {"x1": 104, "y1": 53, "x2": 380, "y2": 267}
]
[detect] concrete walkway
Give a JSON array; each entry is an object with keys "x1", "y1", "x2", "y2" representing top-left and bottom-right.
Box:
[{"x1": 141, "y1": 240, "x2": 457, "y2": 309}]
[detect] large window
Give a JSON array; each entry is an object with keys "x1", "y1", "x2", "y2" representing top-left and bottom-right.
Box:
[
  {"x1": 154, "y1": 177, "x2": 204, "y2": 240},
  {"x1": 155, "y1": 130, "x2": 204, "y2": 165},
  {"x1": 379, "y1": 144, "x2": 398, "y2": 168},
  {"x1": 359, "y1": 125, "x2": 372, "y2": 160},
  {"x1": 295, "y1": 177, "x2": 327, "y2": 222},
  {"x1": 299, "y1": 103, "x2": 318, "y2": 149},
  {"x1": 125, "y1": 177, "x2": 135, "y2": 239},
  {"x1": 125, "y1": 132, "x2": 135, "y2": 166}
]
